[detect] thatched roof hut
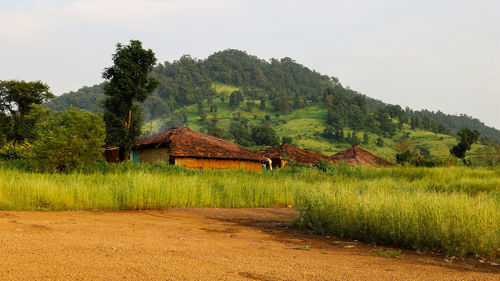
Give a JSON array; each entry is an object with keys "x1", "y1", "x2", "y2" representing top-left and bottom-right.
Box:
[
  {"x1": 133, "y1": 126, "x2": 267, "y2": 171},
  {"x1": 329, "y1": 145, "x2": 393, "y2": 167},
  {"x1": 256, "y1": 144, "x2": 330, "y2": 168}
]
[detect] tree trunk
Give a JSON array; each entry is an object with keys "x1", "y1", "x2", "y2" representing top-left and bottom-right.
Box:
[
  {"x1": 127, "y1": 106, "x2": 132, "y2": 133},
  {"x1": 119, "y1": 146, "x2": 127, "y2": 162}
]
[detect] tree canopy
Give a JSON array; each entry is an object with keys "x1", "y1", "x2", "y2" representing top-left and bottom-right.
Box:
[
  {"x1": 0, "y1": 80, "x2": 53, "y2": 144},
  {"x1": 450, "y1": 128, "x2": 480, "y2": 166},
  {"x1": 31, "y1": 108, "x2": 105, "y2": 172},
  {"x1": 102, "y1": 40, "x2": 158, "y2": 161}
]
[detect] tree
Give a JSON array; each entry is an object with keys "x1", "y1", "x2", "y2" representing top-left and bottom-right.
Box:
[
  {"x1": 143, "y1": 93, "x2": 168, "y2": 120},
  {"x1": 0, "y1": 80, "x2": 53, "y2": 119},
  {"x1": 478, "y1": 140, "x2": 500, "y2": 167},
  {"x1": 376, "y1": 137, "x2": 384, "y2": 147},
  {"x1": 282, "y1": 136, "x2": 293, "y2": 145},
  {"x1": 102, "y1": 40, "x2": 158, "y2": 161},
  {"x1": 363, "y1": 132, "x2": 370, "y2": 145},
  {"x1": 206, "y1": 112, "x2": 225, "y2": 138},
  {"x1": 31, "y1": 108, "x2": 105, "y2": 172},
  {"x1": 450, "y1": 128, "x2": 480, "y2": 166},
  {"x1": 251, "y1": 124, "x2": 279, "y2": 146},
  {"x1": 229, "y1": 91, "x2": 244, "y2": 108},
  {"x1": 417, "y1": 145, "x2": 431, "y2": 159},
  {"x1": 0, "y1": 80, "x2": 53, "y2": 142},
  {"x1": 394, "y1": 138, "x2": 419, "y2": 165},
  {"x1": 272, "y1": 96, "x2": 292, "y2": 113},
  {"x1": 394, "y1": 138, "x2": 416, "y2": 154},
  {"x1": 229, "y1": 121, "x2": 253, "y2": 146}
]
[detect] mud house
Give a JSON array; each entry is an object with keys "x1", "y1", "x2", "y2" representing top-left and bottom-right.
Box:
[
  {"x1": 131, "y1": 126, "x2": 267, "y2": 171},
  {"x1": 255, "y1": 144, "x2": 330, "y2": 168},
  {"x1": 329, "y1": 145, "x2": 393, "y2": 167}
]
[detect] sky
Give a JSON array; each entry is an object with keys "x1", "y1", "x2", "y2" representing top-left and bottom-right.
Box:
[{"x1": 1, "y1": 0, "x2": 499, "y2": 128}]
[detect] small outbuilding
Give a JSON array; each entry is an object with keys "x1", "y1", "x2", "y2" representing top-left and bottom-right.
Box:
[
  {"x1": 132, "y1": 126, "x2": 267, "y2": 171},
  {"x1": 256, "y1": 144, "x2": 330, "y2": 168},
  {"x1": 329, "y1": 145, "x2": 393, "y2": 167},
  {"x1": 103, "y1": 147, "x2": 120, "y2": 163}
]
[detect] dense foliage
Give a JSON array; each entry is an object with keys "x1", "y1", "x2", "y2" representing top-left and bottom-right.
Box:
[
  {"x1": 450, "y1": 128, "x2": 480, "y2": 166},
  {"x1": 30, "y1": 108, "x2": 105, "y2": 172},
  {"x1": 102, "y1": 40, "x2": 158, "y2": 161},
  {"x1": 0, "y1": 80, "x2": 54, "y2": 144},
  {"x1": 46, "y1": 84, "x2": 104, "y2": 114}
]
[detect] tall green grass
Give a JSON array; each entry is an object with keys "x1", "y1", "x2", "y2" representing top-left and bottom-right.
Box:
[{"x1": 0, "y1": 162, "x2": 498, "y2": 257}]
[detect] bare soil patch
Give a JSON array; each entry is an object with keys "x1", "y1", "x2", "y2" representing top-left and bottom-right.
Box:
[{"x1": 0, "y1": 208, "x2": 497, "y2": 280}]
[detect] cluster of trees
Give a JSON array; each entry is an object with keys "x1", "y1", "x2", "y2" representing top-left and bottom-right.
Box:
[
  {"x1": 323, "y1": 85, "x2": 412, "y2": 139},
  {"x1": 46, "y1": 49, "x2": 500, "y2": 144},
  {"x1": 394, "y1": 128, "x2": 496, "y2": 167},
  {"x1": 0, "y1": 40, "x2": 157, "y2": 171},
  {"x1": 0, "y1": 79, "x2": 105, "y2": 172},
  {"x1": 321, "y1": 126, "x2": 372, "y2": 146},
  {"x1": 409, "y1": 109, "x2": 499, "y2": 142},
  {"x1": 408, "y1": 114, "x2": 449, "y2": 134}
]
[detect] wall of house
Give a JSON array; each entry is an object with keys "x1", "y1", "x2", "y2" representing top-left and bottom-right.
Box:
[
  {"x1": 103, "y1": 148, "x2": 119, "y2": 163},
  {"x1": 270, "y1": 158, "x2": 288, "y2": 168},
  {"x1": 137, "y1": 148, "x2": 170, "y2": 164},
  {"x1": 174, "y1": 157, "x2": 263, "y2": 172}
]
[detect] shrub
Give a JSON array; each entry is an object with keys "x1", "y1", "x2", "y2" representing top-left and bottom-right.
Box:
[
  {"x1": 30, "y1": 108, "x2": 105, "y2": 172},
  {"x1": 0, "y1": 141, "x2": 32, "y2": 160}
]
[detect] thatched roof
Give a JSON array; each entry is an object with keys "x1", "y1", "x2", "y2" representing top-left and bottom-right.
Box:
[
  {"x1": 255, "y1": 144, "x2": 330, "y2": 165},
  {"x1": 135, "y1": 127, "x2": 266, "y2": 162},
  {"x1": 329, "y1": 145, "x2": 393, "y2": 167}
]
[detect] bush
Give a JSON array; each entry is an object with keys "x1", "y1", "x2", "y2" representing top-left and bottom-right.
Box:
[
  {"x1": 0, "y1": 141, "x2": 32, "y2": 160},
  {"x1": 251, "y1": 124, "x2": 279, "y2": 146},
  {"x1": 30, "y1": 108, "x2": 105, "y2": 172},
  {"x1": 281, "y1": 136, "x2": 293, "y2": 145}
]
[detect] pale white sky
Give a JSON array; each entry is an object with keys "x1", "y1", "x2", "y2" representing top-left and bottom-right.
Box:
[{"x1": 1, "y1": 0, "x2": 499, "y2": 128}]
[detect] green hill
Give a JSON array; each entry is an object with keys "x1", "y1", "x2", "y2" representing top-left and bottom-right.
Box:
[
  {"x1": 45, "y1": 49, "x2": 498, "y2": 163},
  {"x1": 143, "y1": 82, "x2": 485, "y2": 163}
]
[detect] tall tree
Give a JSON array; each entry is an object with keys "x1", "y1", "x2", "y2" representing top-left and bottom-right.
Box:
[
  {"x1": 0, "y1": 80, "x2": 53, "y2": 143},
  {"x1": 102, "y1": 40, "x2": 158, "y2": 161},
  {"x1": 450, "y1": 128, "x2": 480, "y2": 166}
]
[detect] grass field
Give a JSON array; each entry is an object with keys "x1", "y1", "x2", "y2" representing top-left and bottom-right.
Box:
[
  {"x1": 0, "y1": 162, "x2": 498, "y2": 258},
  {"x1": 145, "y1": 83, "x2": 488, "y2": 164}
]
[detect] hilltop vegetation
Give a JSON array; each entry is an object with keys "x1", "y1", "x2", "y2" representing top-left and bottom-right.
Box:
[{"x1": 45, "y1": 49, "x2": 500, "y2": 160}]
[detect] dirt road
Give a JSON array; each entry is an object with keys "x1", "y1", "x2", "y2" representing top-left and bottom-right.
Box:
[{"x1": 0, "y1": 209, "x2": 497, "y2": 280}]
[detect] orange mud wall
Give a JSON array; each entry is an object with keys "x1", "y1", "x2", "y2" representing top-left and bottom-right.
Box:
[{"x1": 175, "y1": 157, "x2": 263, "y2": 172}]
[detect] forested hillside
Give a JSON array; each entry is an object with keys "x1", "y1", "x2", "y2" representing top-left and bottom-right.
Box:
[{"x1": 45, "y1": 49, "x2": 500, "y2": 146}]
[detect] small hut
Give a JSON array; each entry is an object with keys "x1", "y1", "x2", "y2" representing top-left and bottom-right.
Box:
[
  {"x1": 256, "y1": 144, "x2": 330, "y2": 168},
  {"x1": 103, "y1": 147, "x2": 120, "y2": 163},
  {"x1": 329, "y1": 145, "x2": 393, "y2": 167},
  {"x1": 132, "y1": 126, "x2": 267, "y2": 171}
]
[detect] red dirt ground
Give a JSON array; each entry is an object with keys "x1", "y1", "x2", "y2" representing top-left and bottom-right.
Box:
[{"x1": 0, "y1": 208, "x2": 498, "y2": 280}]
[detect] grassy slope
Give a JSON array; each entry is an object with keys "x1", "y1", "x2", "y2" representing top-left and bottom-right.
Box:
[{"x1": 145, "y1": 83, "x2": 486, "y2": 163}]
